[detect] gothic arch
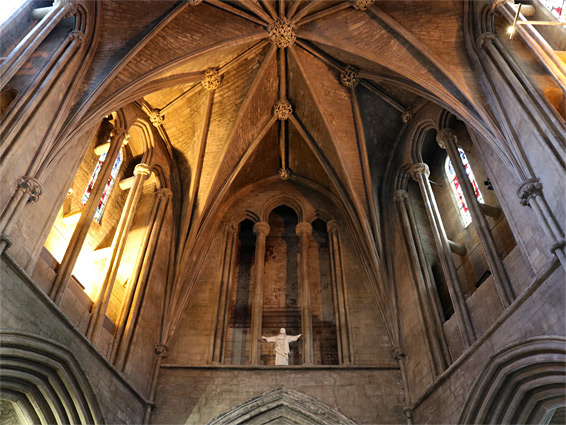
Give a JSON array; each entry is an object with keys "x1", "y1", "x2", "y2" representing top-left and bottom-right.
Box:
[
  {"x1": 459, "y1": 336, "x2": 566, "y2": 424},
  {"x1": 207, "y1": 387, "x2": 357, "y2": 425},
  {"x1": 261, "y1": 195, "x2": 304, "y2": 223},
  {"x1": 0, "y1": 332, "x2": 105, "y2": 424}
]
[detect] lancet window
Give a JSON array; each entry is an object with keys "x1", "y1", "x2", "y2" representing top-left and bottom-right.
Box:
[{"x1": 445, "y1": 148, "x2": 483, "y2": 227}]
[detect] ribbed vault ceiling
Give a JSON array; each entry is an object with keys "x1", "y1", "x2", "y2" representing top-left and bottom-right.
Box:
[{"x1": 68, "y1": 0, "x2": 500, "y2": 335}]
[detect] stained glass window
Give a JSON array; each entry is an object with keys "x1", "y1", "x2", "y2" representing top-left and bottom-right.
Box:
[
  {"x1": 82, "y1": 150, "x2": 123, "y2": 223},
  {"x1": 445, "y1": 148, "x2": 484, "y2": 227},
  {"x1": 539, "y1": 0, "x2": 565, "y2": 22}
]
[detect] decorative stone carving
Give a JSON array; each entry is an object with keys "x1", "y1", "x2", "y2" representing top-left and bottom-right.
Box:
[
  {"x1": 436, "y1": 128, "x2": 457, "y2": 149},
  {"x1": 401, "y1": 109, "x2": 413, "y2": 123},
  {"x1": 148, "y1": 109, "x2": 164, "y2": 127},
  {"x1": 69, "y1": 31, "x2": 85, "y2": 43},
  {"x1": 517, "y1": 178, "x2": 543, "y2": 206},
  {"x1": 277, "y1": 167, "x2": 292, "y2": 180},
  {"x1": 262, "y1": 328, "x2": 301, "y2": 365},
  {"x1": 340, "y1": 65, "x2": 360, "y2": 88},
  {"x1": 253, "y1": 221, "x2": 270, "y2": 236},
  {"x1": 134, "y1": 163, "x2": 152, "y2": 176},
  {"x1": 154, "y1": 343, "x2": 168, "y2": 359},
  {"x1": 295, "y1": 222, "x2": 313, "y2": 236},
  {"x1": 490, "y1": 0, "x2": 507, "y2": 13},
  {"x1": 17, "y1": 176, "x2": 42, "y2": 203},
  {"x1": 326, "y1": 220, "x2": 340, "y2": 234},
  {"x1": 393, "y1": 190, "x2": 409, "y2": 202},
  {"x1": 393, "y1": 346, "x2": 406, "y2": 361},
  {"x1": 268, "y1": 17, "x2": 296, "y2": 48},
  {"x1": 409, "y1": 163, "x2": 430, "y2": 181},
  {"x1": 477, "y1": 32, "x2": 497, "y2": 48},
  {"x1": 54, "y1": 0, "x2": 78, "y2": 17},
  {"x1": 201, "y1": 68, "x2": 221, "y2": 91},
  {"x1": 187, "y1": 0, "x2": 203, "y2": 5},
  {"x1": 273, "y1": 100, "x2": 293, "y2": 120},
  {"x1": 155, "y1": 188, "x2": 173, "y2": 200},
  {"x1": 351, "y1": 0, "x2": 374, "y2": 11}
]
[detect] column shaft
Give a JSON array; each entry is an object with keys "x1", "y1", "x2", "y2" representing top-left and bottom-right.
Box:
[
  {"x1": 395, "y1": 191, "x2": 448, "y2": 374},
  {"x1": 87, "y1": 163, "x2": 152, "y2": 343},
  {"x1": 211, "y1": 224, "x2": 238, "y2": 364},
  {"x1": 113, "y1": 188, "x2": 171, "y2": 370},
  {"x1": 410, "y1": 163, "x2": 476, "y2": 347},
  {"x1": 297, "y1": 222, "x2": 313, "y2": 365},
  {"x1": 49, "y1": 129, "x2": 127, "y2": 304},
  {"x1": 327, "y1": 220, "x2": 353, "y2": 364},
  {"x1": 0, "y1": 1, "x2": 76, "y2": 90},
  {"x1": 438, "y1": 129, "x2": 515, "y2": 307},
  {"x1": 249, "y1": 222, "x2": 269, "y2": 364}
]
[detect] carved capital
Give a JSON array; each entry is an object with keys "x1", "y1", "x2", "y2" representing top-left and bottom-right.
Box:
[
  {"x1": 477, "y1": 32, "x2": 497, "y2": 48},
  {"x1": 393, "y1": 190, "x2": 409, "y2": 202},
  {"x1": 490, "y1": 0, "x2": 507, "y2": 13},
  {"x1": 326, "y1": 220, "x2": 340, "y2": 235},
  {"x1": 54, "y1": 0, "x2": 78, "y2": 17},
  {"x1": 154, "y1": 343, "x2": 168, "y2": 359},
  {"x1": 226, "y1": 223, "x2": 238, "y2": 235},
  {"x1": 149, "y1": 109, "x2": 164, "y2": 127},
  {"x1": 393, "y1": 346, "x2": 406, "y2": 361},
  {"x1": 340, "y1": 65, "x2": 359, "y2": 88},
  {"x1": 111, "y1": 128, "x2": 128, "y2": 141},
  {"x1": 550, "y1": 238, "x2": 566, "y2": 255},
  {"x1": 134, "y1": 163, "x2": 151, "y2": 176},
  {"x1": 155, "y1": 188, "x2": 173, "y2": 200},
  {"x1": 296, "y1": 222, "x2": 313, "y2": 237},
  {"x1": 273, "y1": 100, "x2": 293, "y2": 121},
  {"x1": 277, "y1": 167, "x2": 292, "y2": 180},
  {"x1": 17, "y1": 176, "x2": 42, "y2": 203},
  {"x1": 268, "y1": 17, "x2": 296, "y2": 48},
  {"x1": 436, "y1": 128, "x2": 457, "y2": 150},
  {"x1": 201, "y1": 68, "x2": 221, "y2": 91},
  {"x1": 351, "y1": 0, "x2": 374, "y2": 11},
  {"x1": 409, "y1": 163, "x2": 430, "y2": 181},
  {"x1": 517, "y1": 178, "x2": 543, "y2": 206},
  {"x1": 253, "y1": 222, "x2": 270, "y2": 237},
  {"x1": 401, "y1": 109, "x2": 413, "y2": 123},
  {"x1": 69, "y1": 30, "x2": 85, "y2": 43},
  {"x1": 187, "y1": 0, "x2": 202, "y2": 5}
]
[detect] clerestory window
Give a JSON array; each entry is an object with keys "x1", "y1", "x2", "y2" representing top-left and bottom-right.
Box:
[{"x1": 445, "y1": 148, "x2": 484, "y2": 227}]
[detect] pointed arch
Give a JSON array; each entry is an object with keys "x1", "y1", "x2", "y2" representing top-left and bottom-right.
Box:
[
  {"x1": 459, "y1": 336, "x2": 566, "y2": 424},
  {"x1": 0, "y1": 332, "x2": 105, "y2": 424},
  {"x1": 207, "y1": 387, "x2": 357, "y2": 425}
]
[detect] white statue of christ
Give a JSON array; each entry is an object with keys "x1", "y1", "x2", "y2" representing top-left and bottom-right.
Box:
[{"x1": 262, "y1": 328, "x2": 301, "y2": 365}]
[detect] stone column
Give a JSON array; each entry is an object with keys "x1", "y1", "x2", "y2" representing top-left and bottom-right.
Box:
[
  {"x1": 410, "y1": 163, "x2": 476, "y2": 347},
  {"x1": 86, "y1": 162, "x2": 152, "y2": 343},
  {"x1": 249, "y1": 221, "x2": 270, "y2": 365},
  {"x1": 518, "y1": 179, "x2": 566, "y2": 268},
  {"x1": 296, "y1": 221, "x2": 313, "y2": 365},
  {"x1": 0, "y1": 0, "x2": 78, "y2": 90},
  {"x1": 0, "y1": 177, "x2": 42, "y2": 254},
  {"x1": 112, "y1": 188, "x2": 172, "y2": 370},
  {"x1": 326, "y1": 220, "x2": 353, "y2": 364},
  {"x1": 1, "y1": 30, "x2": 84, "y2": 154},
  {"x1": 394, "y1": 190, "x2": 449, "y2": 374},
  {"x1": 437, "y1": 129, "x2": 515, "y2": 308},
  {"x1": 211, "y1": 223, "x2": 239, "y2": 364},
  {"x1": 49, "y1": 128, "x2": 128, "y2": 304}
]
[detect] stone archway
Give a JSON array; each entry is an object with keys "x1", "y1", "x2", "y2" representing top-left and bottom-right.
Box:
[
  {"x1": 459, "y1": 336, "x2": 566, "y2": 424},
  {"x1": 207, "y1": 387, "x2": 357, "y2": 425},
  {"x1": 0, "y1": 332, "x2": 105, "y2": 424}
]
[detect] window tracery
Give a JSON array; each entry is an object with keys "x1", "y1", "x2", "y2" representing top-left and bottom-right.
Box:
[{"x1": 445, "y1": 148, "x2": 484, "y2": 227}]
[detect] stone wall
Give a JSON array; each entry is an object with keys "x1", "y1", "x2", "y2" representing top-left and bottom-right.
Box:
[{"x1": 151, "y1": 367, "x2": 405, "y2": 425}]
